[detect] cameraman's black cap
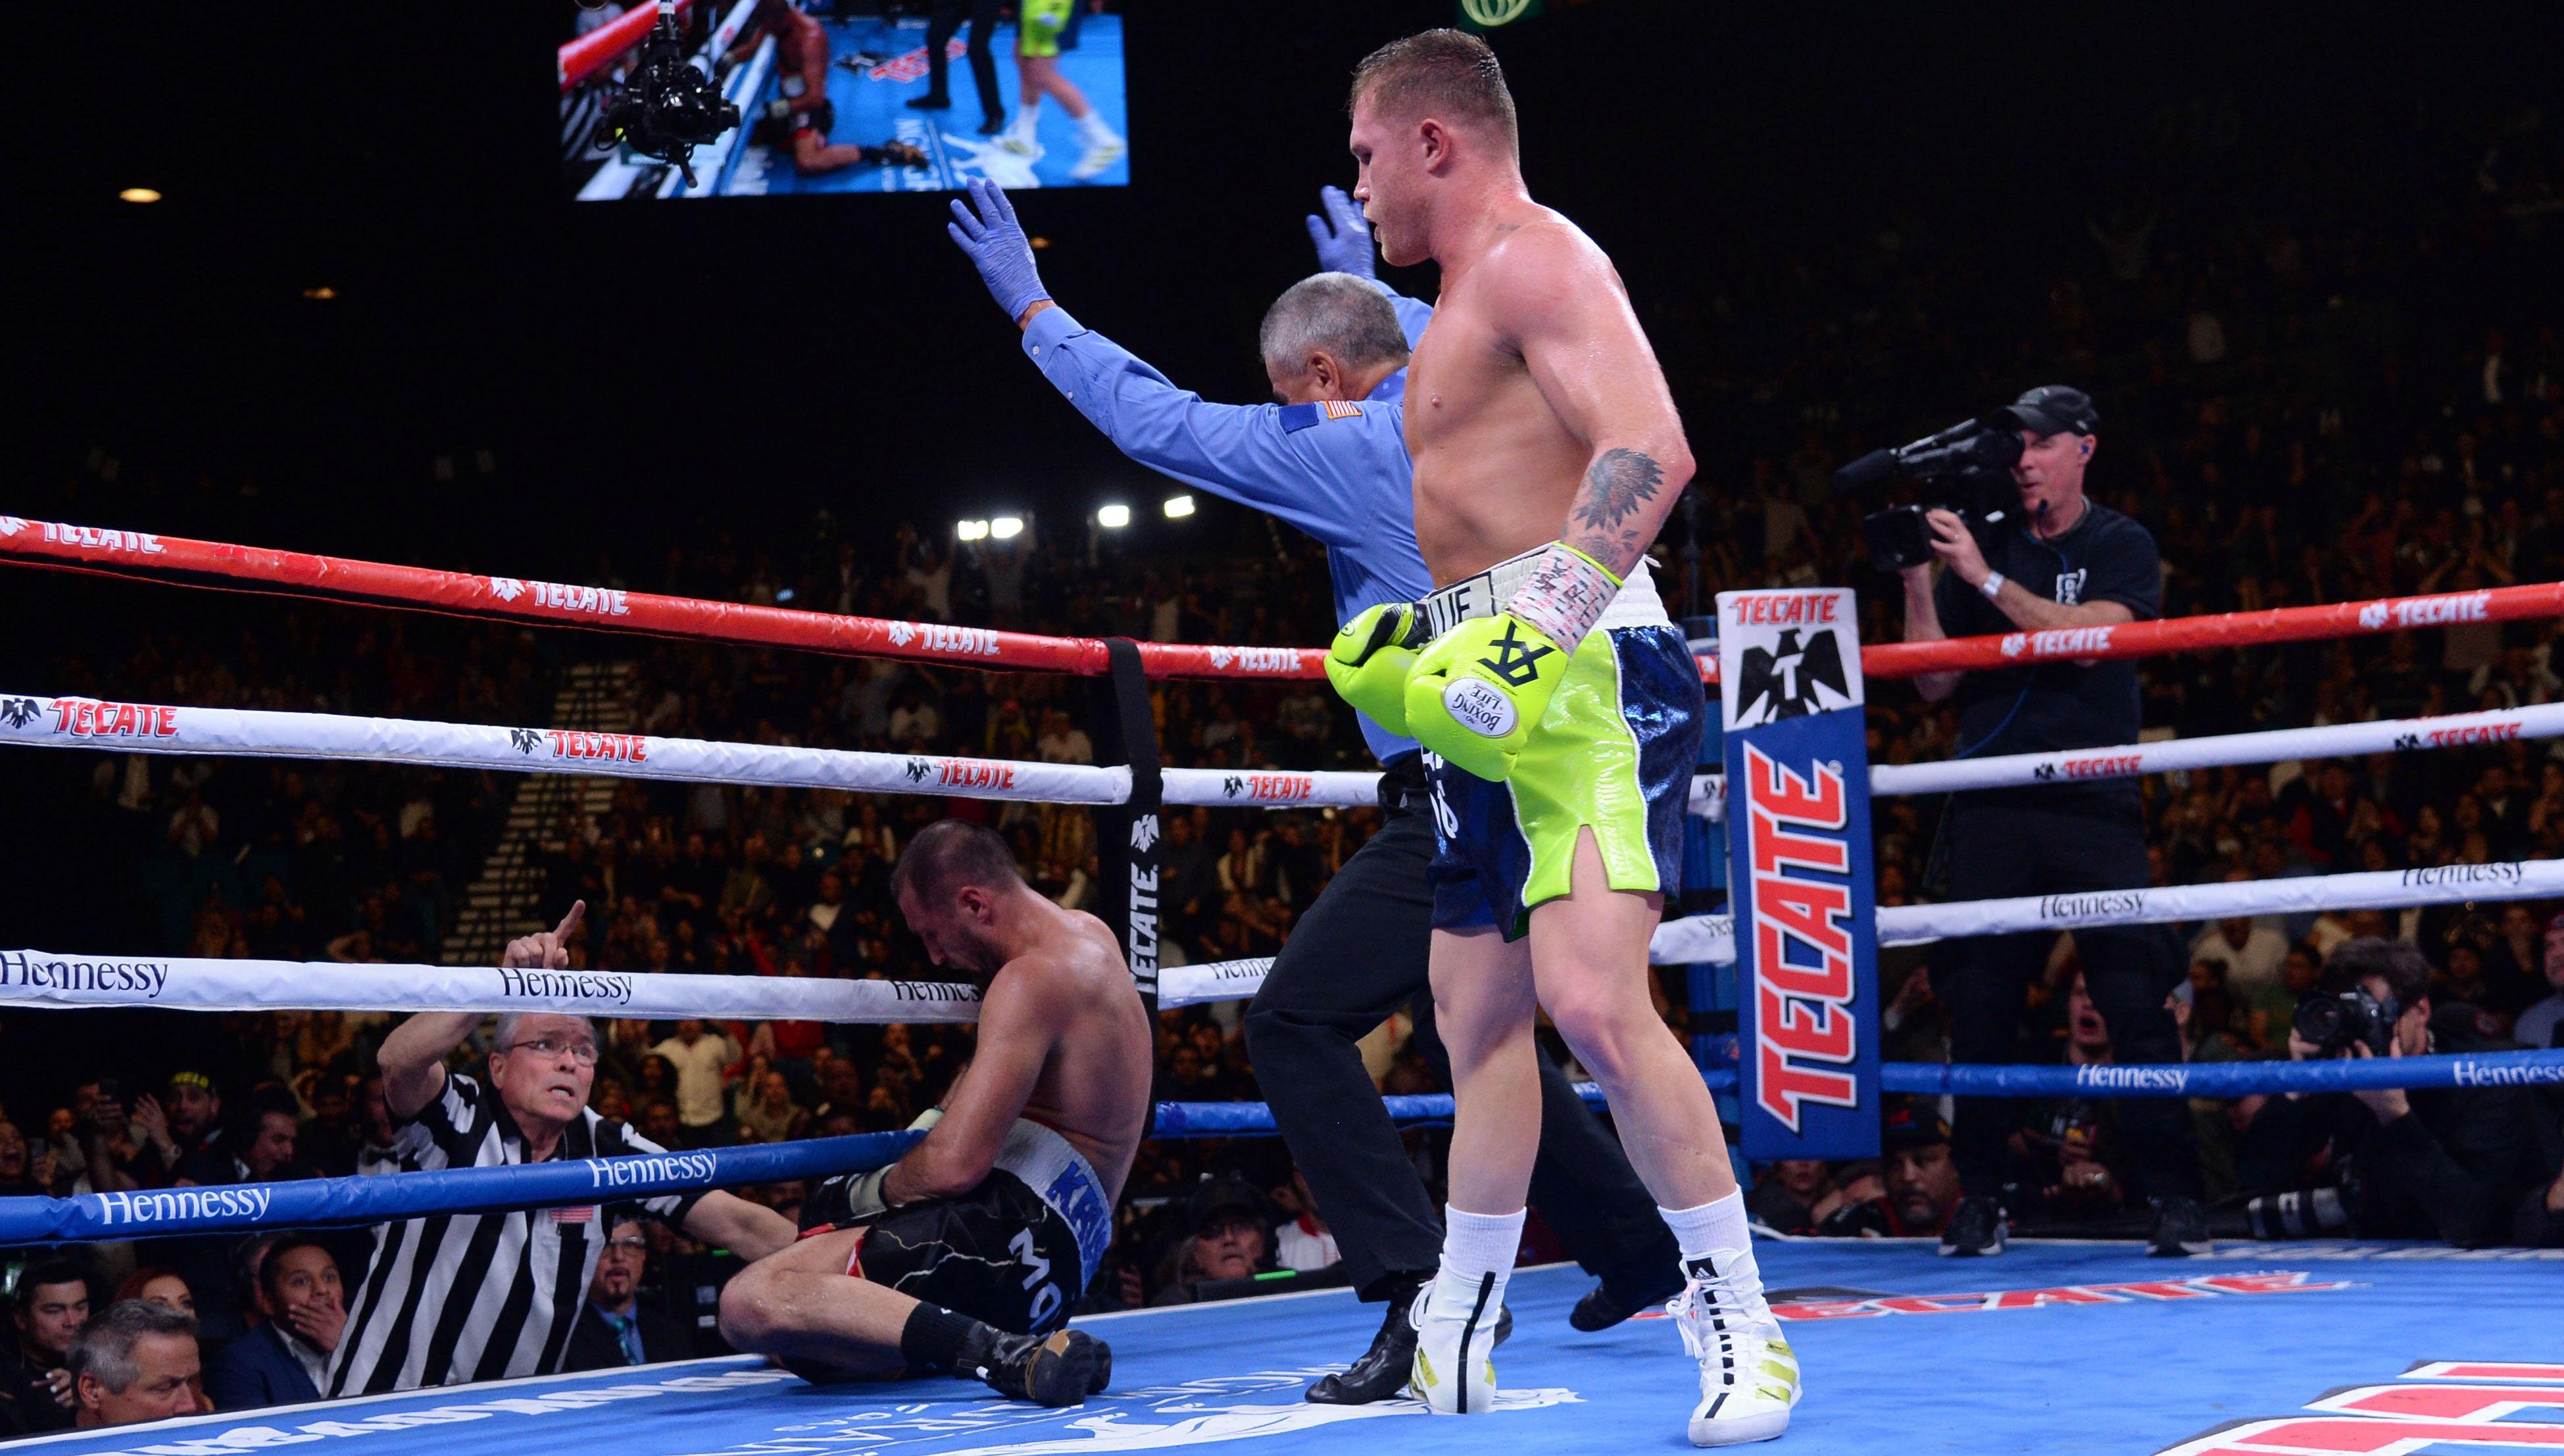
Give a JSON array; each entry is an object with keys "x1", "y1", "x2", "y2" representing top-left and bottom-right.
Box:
[{"x1": 1996, "y1": 385, "x2": 2099, "y2": 438}]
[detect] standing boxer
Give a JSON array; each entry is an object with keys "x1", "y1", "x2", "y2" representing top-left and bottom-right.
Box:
[
  {"x1": 1330, "y1": 31, "x2": 1800, "y2": 1444},
  {"x1": 945, "y1": 176, "x2": 1682, "y2": 1404}
]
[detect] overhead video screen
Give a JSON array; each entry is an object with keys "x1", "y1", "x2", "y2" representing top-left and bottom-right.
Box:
[{"x1": 562, "y1": 2, "x2": 1129, "y2": 200}]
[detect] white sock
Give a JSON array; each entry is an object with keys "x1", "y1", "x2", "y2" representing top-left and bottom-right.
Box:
[
  {"x1": 1009, "y1": 97, "x2": 1043, "y2": 141},
  {"x1": 1430, "y1": 1205, "x2": 1525, "y2": 1319},
  {"x1": 1660, "y1": 1189, "x2": 1752, "y2": 1263},
  {"x1": 1075, "y1": 108, "x2": 1118, "y2": 145},
  {"x1": 1664, "y1": 1192, "x2": 1776, "y2": 1335}
]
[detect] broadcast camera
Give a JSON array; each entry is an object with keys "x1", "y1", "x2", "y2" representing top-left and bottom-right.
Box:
[
  {"x1": 1836, "y1": 416, "x2": 2025, "y2": 571},
  {"x1": 595, "y1": 2, "x2": 741, "y2": 187}
]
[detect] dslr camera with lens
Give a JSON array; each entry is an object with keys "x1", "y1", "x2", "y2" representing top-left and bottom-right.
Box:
[{"x1": 2292, "y1": 986, "x2": 2398, "y2": 1057}]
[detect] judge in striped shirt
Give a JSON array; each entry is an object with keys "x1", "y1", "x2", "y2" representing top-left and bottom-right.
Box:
[{"x1": 327, "y1": 903, "x2": 798, "y2": 1396}]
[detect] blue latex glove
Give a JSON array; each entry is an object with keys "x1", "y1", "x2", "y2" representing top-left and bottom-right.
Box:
[
  {"x1": 947, "y1": 178, "x2": 1051, "y2": 322},
  {"x1": 1304, "y1": 185, "x2": 1376, "y2": 281}
]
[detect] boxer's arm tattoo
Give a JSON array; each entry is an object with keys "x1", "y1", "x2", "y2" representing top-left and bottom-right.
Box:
[{"x1": 1567, "y1": 447, "x2": 1664, "y2": 575}]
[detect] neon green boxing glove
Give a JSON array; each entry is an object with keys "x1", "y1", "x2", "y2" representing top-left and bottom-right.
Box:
[
  {"x1": 1404, "y1": 543, "x2": 1622, "y2": 782},
  {"x1": 1325, "y1": 600, "x2": 1425, "y2": 737}
]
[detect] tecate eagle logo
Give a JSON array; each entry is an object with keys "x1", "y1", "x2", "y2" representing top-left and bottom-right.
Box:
[
  {"x1": 2361, "y1": 592, "x2": 2492, "y2": 631},
  {"x1": 487, "y1": 579, "x2": 629, "y2": 617},
  {"x1": 1214, "y1": 646, "x2": 1299, "y2": 673}
]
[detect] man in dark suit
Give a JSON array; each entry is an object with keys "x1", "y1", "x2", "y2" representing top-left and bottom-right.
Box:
[
  {"x1": 203, "y1": 1238, "x2": 343, "y2": 1412},
  {"x1": 564, "y1": 1215, "x2": 690, "y2": 1370}
]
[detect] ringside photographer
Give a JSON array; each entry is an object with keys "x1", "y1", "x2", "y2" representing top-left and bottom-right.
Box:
[
  {"x1": 2233, "y1": 938, "x2": 2558, "y2": 1248},
  {"x1": 1881, "y1": 385, "x2": 2207, "y2": 1258}
]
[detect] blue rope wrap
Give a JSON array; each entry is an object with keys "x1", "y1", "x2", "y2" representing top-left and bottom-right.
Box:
[
  {"x1": 0, "y1": 1130, "x2": 920, "y2": 1245},
  {"x1": 3, "y1": 1051, "x2": 2552, "y2": 1243},
  {"x1": 1880, "y1": 1048, "x2": 2564, "y2": 1098}
]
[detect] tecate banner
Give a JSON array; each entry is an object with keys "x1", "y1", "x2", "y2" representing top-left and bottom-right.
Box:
[{"x1": 1718, "y1": 588, "x2": 1881, "y2": 1161}]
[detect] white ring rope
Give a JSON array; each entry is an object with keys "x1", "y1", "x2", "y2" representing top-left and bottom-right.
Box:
[
  {"x1": 0, "y1": 692, "x2": 1708, "y2": 815},
  {"x1": 0, "y1": 950, "x2": 982, "y2": 1023},
  {"x1": 1869, "y1": 700, "x2": 2564, "y2": 798},
  {"x1": 23, "y1": 855, "x2": 2547, "y2": 1019},
  {"x1": 10, "y1": 683, "x2": 2557, "y2": 1014},
  {"x1": 16, "y1": 691, "x2": 2550, "y2": 825},
  {"x1": 1873, "y1": 858, "x2": 2564, "y2": 945},
  {"x1": 1196, "y1": 856, "x2": 2564, "y2": 1000}
]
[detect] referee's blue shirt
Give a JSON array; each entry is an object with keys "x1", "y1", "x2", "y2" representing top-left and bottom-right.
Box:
[{"x1": 1020, "y1": 288, "x2": 1435, "y2": 765}]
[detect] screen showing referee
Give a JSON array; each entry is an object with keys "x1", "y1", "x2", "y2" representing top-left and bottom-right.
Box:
[{"x1": 327, "y1": 903, "x2": 797, "y2": 1395}]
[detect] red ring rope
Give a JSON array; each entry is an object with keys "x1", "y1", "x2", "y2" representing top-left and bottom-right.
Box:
[{"x1": 3, "y1": 516, "x2": 2556, "y2": 685}]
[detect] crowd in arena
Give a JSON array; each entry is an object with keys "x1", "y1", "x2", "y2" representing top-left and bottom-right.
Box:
[{"x1": 9, "y1": 97, "x2": 2564, "y2": 1424}]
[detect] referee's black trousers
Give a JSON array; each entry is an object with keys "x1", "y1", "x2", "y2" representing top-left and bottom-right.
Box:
[
  {"x1": 922, "y1": 0, "x2": 1002, "y2": 122},
  {"x1": 1244, "y1": 760, "x2": 1677, "y2": 1303},
  {"x1": 1930, "y1": 800, "x2": 2203, "y2": 1203}
]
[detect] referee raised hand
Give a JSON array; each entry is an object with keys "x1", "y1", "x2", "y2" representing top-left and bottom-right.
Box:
[
  {"x1": 504, "y1": 900, "x2": 585, "y2": 972},
  {"x1": 330, "y1": 902, "x2": 798, "y2": 1396}
]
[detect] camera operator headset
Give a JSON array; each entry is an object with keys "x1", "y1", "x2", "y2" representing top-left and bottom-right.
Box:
[
  {"x1": 2235, "y1": 936, "x2": 2555, "y2": 1247},
  {"x1": 1890, "y1": 385, "x2": 2207, "y2": 1259}
]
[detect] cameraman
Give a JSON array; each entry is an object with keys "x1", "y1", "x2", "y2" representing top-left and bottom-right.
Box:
[
  {"x1": 2236, "y1": 937, "x2": 2552, "y2": 1246},
  {"x1": 1898, "y1": 385, "x2": 2206, "y2": 1257}
]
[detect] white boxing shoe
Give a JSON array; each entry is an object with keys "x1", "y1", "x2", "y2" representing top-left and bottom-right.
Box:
[
  {"x1": 1406, "y1": 1274, "x2": 1503, "y2": 1415},
  {"x1": 1670, "y1": 1248, "x2": 1801, "y2": 1447},
  {"x1": 1070, "y1": 137, "x2": 1125, "y2": 180}
]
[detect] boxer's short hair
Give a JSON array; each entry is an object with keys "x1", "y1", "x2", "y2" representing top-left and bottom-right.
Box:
[
  {"x1": 892, "y1": 820, "x2": 1025, "y2": 907},
  {"x1": 1350, "y1": 29, "x2": 1517, "y2": 153}
]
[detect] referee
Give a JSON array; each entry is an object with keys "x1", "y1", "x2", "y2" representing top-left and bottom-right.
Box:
[
  {"x1": 949, "y1": 180, "x2": 1681, "y2": 1403},
  {"x1": 328, "y1": 903, "x2": 797, "y2": 1395}
]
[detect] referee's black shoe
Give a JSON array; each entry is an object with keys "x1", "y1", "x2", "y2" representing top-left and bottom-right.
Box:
[
  {"x1": 1938, "y1": 1196, "x2": 2007, "y2": 1257},
  {"x1": 2146, "y1": 1195, "x2": 2213, "y2": 1257},
  {"x1": 1306, "y1": 1280, "x2": 1514, "y2": 1405},
  {"x1": 1568, "y1": 1261, "x2": 1687, "y2": 1332}
]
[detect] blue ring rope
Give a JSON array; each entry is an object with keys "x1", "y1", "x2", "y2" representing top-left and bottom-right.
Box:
[{"x1": 1, "y1": 1050, "x2": 2553, "y2": 1244}]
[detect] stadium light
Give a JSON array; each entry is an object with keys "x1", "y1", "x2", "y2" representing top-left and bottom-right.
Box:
[
  {"x1": 1097, "y1": 504, "x2": 1131, "y2": 529},
  {"x1": 1163, "y1": 495, "x2": 1196, "y2": 520},
  {"x1": 957, "y1": 519, "x2": 990, "y2": 542},
  {"x1": 990, "y1": 516, "x2": 1025, "y2": 541}
]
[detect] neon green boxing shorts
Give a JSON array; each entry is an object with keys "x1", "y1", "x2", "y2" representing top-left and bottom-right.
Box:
[{"x1": 1018, "y1": 0, "x2": 1073, "y2": 58}]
